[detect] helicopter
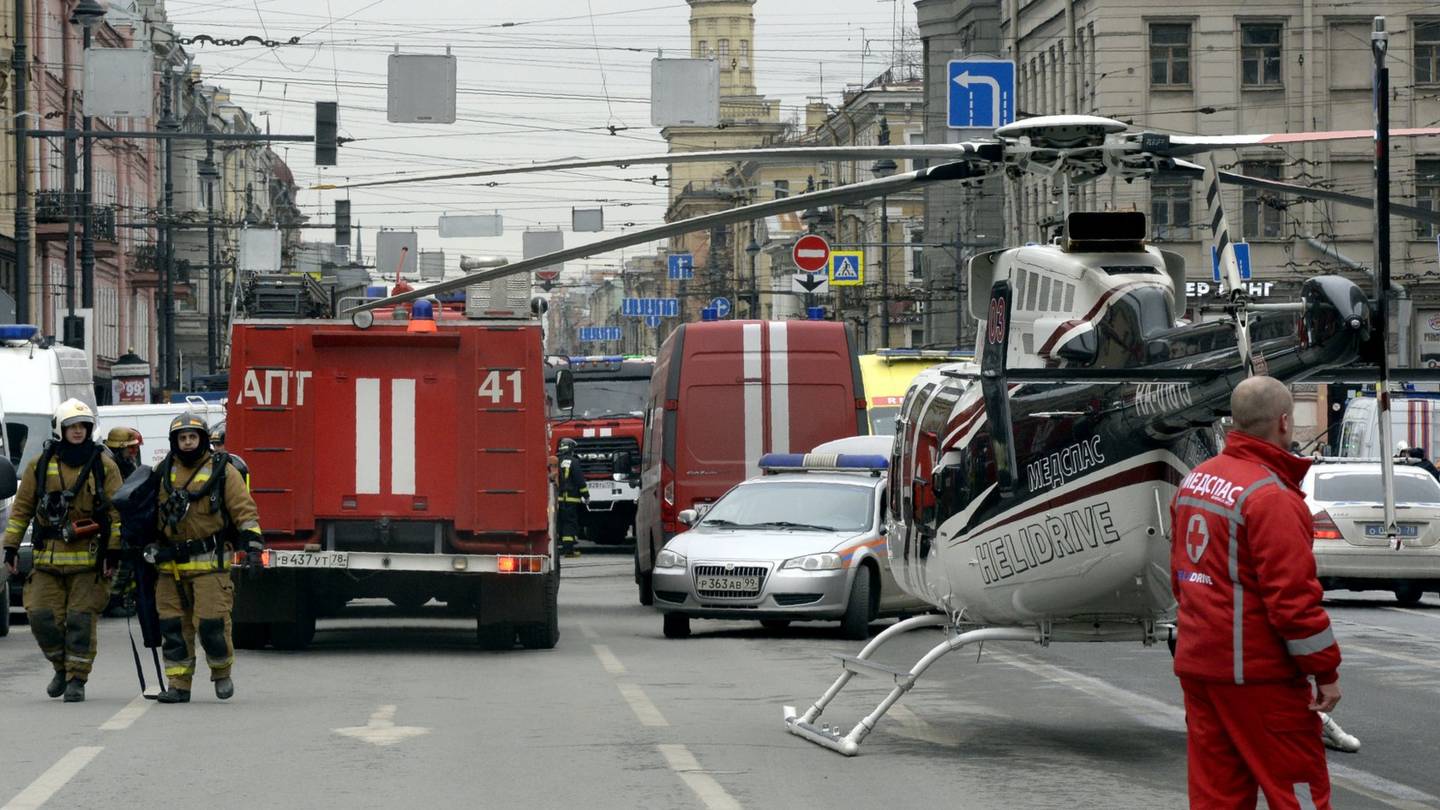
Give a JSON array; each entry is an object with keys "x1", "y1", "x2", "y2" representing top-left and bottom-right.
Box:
[{"x1": 343, "y1": 113, "x2": 1440, "y2": 757}]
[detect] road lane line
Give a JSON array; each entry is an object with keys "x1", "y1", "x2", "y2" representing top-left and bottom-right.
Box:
[
  {"x1": 1343, "y1": 642, "x2": 1439, "y2": 671},
  {"x1": 658, "y1": 744, "x2": 742, "y2": 810},
  {"x1": 2, "y1": 746, "x2": 103, "y2": 810},
  {"x1": 1385, "y1": 607, "x2": 1440, "y2": 620},
  {"x1": 99, "y1": 695, "x2": 152, "y2": 731},
  {"x1": 990, "y1": 650, "x2": 1439, "y2": 810},
  {"x1": 617, "y1": 682, "x2": 669, "y2": 727},
  {"x1": 579, "y1": 624, "x2": 600, "y2": 640},
  {"x1": 592, "y1": 644, "x2": 626, "y2": 675}
]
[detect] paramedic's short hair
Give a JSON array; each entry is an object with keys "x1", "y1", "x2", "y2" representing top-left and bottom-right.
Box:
[{"x1": 1230, "y1": 376, "x2": 1293, "y2": 436}]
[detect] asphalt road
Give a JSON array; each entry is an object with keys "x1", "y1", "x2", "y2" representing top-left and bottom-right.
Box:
[{"x1": 1, "y1": 546, "x2": 1437, "y2": 810}]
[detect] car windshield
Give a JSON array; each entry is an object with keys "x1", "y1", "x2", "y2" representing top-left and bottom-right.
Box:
[
  {"x1": 1312, "y1": 471, "x2": 1440, "y2": 505},
  {"x1": 699, "y1": 481, "x2": 874, "y2": 532},
  {"x1": 869, "y1": 406, "x2": 901, "y2": 436}
]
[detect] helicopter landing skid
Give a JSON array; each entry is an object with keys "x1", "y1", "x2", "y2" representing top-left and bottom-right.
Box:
[{"x1": 783, "y1": 616, "x2": 1039, "y2": 756}]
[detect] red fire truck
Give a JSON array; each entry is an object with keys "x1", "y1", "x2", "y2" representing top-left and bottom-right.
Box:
[
  {"x1": 226, "y1": 294, "x2": 568, "y2": 651},
  {"x1": 544, "y1": 356, "x2": 653, "y2": 544}
]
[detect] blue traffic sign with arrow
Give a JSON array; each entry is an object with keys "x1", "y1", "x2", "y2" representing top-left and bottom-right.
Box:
[
  {"x1": 709, "y1": 297, "x2": 731, "y2": 318},
  {"x1": 947, "y1": 59, "x2": 1015, "y2": 129},
  {"x1": 668, "y1": 253, "x2": 694, "y2": 280}
]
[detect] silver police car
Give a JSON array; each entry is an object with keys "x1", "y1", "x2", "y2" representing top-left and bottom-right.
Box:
[{"x1": 651, "y1": 448, "x2": 926, "y2": 639}]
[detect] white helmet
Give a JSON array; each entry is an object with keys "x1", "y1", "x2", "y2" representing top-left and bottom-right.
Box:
[{"x1": 52, "y1": 398, "x2": 96, "y2": 437}]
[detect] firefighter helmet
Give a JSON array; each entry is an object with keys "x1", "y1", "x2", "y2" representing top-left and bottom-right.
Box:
[
  {"x1": 169, "y1": 412, "x2": 211, "y2": 442},
  {"x1": 211, "y1": 420, "x2": 227, "y2": 445},
  {"x1": 558, "y1": 438, "x2": 578, "y2": 454},
  {"x1": 52, "y1": 398, "x2": 96, "y2": 436},
  {"x1": 104, "y1": 427, "x2": 142, "y2": 449}
]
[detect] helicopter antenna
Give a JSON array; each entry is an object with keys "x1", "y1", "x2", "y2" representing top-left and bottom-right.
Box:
[{"x1": 1203, "y1": 157, "x2": 1254, "y2": 377}]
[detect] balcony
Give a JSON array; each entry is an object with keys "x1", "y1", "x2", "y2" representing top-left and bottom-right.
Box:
[
  {"x1": 34, "y1": 190, "x2": 79, "y2": 224},
  {"x1": 34, "y1": 192, "x2": 119, "y2": 248}
]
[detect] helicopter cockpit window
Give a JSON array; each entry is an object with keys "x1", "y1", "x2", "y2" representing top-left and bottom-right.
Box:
[{"x1": 1091, "y1": 286, "x2": 1175, "y2": 368}]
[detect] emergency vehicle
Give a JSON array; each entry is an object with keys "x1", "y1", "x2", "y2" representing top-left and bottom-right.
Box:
[
  {"x1": 633, "y1": 320, "x2": 866, "y2": 605},
  {"x1": 544, "y1": 356, "x2": 653, "y2": 544},
  {"x1": 857, "y1": 349, "x2": 972, "y2": 436},
  {"x1": 226, "y1": 290, "x2": 568, "y2": 651}
]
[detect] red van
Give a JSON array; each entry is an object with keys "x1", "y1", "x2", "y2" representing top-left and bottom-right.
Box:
[{"x1": 633, "y1": 320, "x2": 866, "y2": 604}]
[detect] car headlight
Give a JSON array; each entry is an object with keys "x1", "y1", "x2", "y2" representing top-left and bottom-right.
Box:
[
  {"x1": 781, "y1": 553, "x2": 842, "y2": 571},
  {"x1": 656, "y1": 548, "x2": 687, "y2": 569}
]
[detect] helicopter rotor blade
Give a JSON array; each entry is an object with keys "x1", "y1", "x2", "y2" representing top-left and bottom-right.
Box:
[
  {"x1": 1156, "y1": 127, "x2": 1440, "y2": 157},
  {"x1": 331, "y1": 142, "x2": 1003, "y2": 190},
  {"x1": 345, "y1": 160, "x2": 991, "y2": 313},
  {"x1": 1160, "y1": 160, "x2": 1440, "y2": 226}
]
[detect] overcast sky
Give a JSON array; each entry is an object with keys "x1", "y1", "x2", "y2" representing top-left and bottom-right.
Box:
[{"x1": 160, "y1": 0, "x2": 921, "y2": 277}]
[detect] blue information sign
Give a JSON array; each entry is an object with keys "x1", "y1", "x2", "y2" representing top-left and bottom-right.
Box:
[
  {"x1": 668, "y1": 253, "x2": 694, "y2": 280},
  {"x1": 709, "y1": 297, "x2": 731, "y2": 319},
  {"x1": 947, "y1": 59, "x2": 1016, "y2": 129}
]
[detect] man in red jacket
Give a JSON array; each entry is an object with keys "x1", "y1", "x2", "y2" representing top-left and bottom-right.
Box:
[{"x1": 1171, "y1": 375, "x2": 1342, "y2": 810}]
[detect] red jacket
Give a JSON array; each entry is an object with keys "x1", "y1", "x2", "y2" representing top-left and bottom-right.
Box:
[{"x1": 1169, "y1": 431, "x2": 1341, "y2": 685}]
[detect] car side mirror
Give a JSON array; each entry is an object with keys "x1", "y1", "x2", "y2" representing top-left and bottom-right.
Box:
[
  {"x1": 555, "y1": 368, "x2": 575, "y2": 411},
  {"x1": 1056, "y1": 331, "x2": 1099, "y2": 366},
  {"x1": 0, "y1": 457, "x2": 16, "y2": 500},
  {"x1": 677, "y1": 509, "x2": 697, "y2": 526}
]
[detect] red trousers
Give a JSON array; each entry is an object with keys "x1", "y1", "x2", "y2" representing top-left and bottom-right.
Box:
[{"x1": 1181, "y1": 677, "x2": 1331, "y2": 810}]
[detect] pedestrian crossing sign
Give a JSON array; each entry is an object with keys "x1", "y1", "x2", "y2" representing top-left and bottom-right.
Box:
[{"x1": 830, "y1": 251, "x2": 864, "y2": 286}]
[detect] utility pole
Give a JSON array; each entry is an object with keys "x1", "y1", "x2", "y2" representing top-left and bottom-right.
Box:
[
  {"x1": 204, "y1": 139, "x2": 218, "y2": 373},
  {"x1": 871, "y1": 117, "x2": 897, "y2": 348},
  {"x1": 12, "y1": 0, "x2": 29, "y2": 323},
  {"x1": 160, "y1": 67, "x2": 177, "y2": 389},
  {"x1": 76, "y1": 4, "x2": 103, "y2": 312}
]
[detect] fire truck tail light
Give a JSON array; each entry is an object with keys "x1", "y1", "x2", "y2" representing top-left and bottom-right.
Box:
[
  {"x1": 497, "y1": 556, "x2": 544, "y2": 574},
  {"x1": 498, "y1": 557, "x2": 517, "y2": 573}
]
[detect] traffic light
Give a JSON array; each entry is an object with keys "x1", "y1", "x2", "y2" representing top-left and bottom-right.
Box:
[
  {"x1": 335, "y1": 199, "x2": 351, "y2": 246},
  {"x1": 315, "y1": 101, "x2": 338, "y2": 166}
]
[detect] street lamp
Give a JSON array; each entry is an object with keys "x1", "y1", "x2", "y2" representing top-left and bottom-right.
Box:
[
  {"x1": 72, "y1": 0, "x2": 105, "y2": 318},
  {"x1": 871, "y1": 116, "x2": 897, "y2": 349},
  {"x1": 198, "y1": 148, "x2": 221, "y2": 373},
  {"x1": 745, "y1": 230, "x2": 760, "y2": 318}
]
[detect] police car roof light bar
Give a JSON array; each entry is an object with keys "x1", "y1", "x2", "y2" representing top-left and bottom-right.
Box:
[
  {"x1": 0, "y1": 324, "x2": 41, "y2": 342},
  {"x1": 758, "y1": 453, "x2": 889, "y2": 474}
]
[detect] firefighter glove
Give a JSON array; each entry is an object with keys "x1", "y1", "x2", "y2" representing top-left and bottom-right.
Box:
[{"x1": 243, "y1": 532, "x2": 264, "y2": 570}]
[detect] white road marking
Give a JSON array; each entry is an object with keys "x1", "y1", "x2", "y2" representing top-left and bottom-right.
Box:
[
  {"x1": 1386, "y1": 607, "x2": 1440, "y2": 621},
  {"x1": 617, "y1": 682, "x2": 669, "y2": 727},
  {"x1": 578, "y1": 623, "x2": 599, "y2": 640},
  {"x1": 1344, "y1": 642, "x2": 1439, "y2": 671},
  {"x1": 592, "y1": 644, "x2": 626, "y2": 675},
  {"x1": 990, "y1": 650, "x2": 1440, "y2": 810},
  {"x1": 2, "y1": 746, "x2": 103, "y2": 810},
  {"x1": 658, "y1": 744, "x2": 742, "y2": 810},
  {"x1": 99, "y1": 695, "x2": 152, "y2": 731},
  {"x1": 333, "y1": 705, "x2": 431, "y2": 746}
]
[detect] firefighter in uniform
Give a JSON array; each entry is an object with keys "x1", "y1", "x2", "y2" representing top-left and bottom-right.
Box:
[
  {"x1": 2, "y1": 399, "x2": 121, "y2": 702},
  {"x1": 556, "y1": 438, "x2": 588, "y2": 558},
  {"x1": 1170, "y1": 376, "x2": 1342, "y2": 810},
  {"x1": 103, "y1": 427, "x2": 143, "y2": 480},
  {"x1": 150, "y1": 414, "x2": 262, "y2": 703}
]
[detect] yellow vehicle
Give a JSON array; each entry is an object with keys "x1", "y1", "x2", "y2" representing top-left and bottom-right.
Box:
[{"x1": 857, "y1": 349, "x2": 973, "y2": 435}]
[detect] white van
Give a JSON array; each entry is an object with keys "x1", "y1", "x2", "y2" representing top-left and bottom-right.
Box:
[
  {"x1": 1336, "y1": 395, "x2": 1440, "y2": 458},
  {"x1": 0, "y1": 325, "x2": 94, "y2": 472},
  {"x1": 97, "y1": 398, "x2": 226, "y2": 467}
]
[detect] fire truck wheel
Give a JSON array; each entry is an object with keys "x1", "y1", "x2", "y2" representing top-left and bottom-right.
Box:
[
  {"x1": 635, "y1": 544, "x2": 654, "y2": 607},
  {"x1": 270, "y1": 609, "x2": 317, "y2": 651},
  {"x1": 517, "y1": 570, "x2": 560, "y2": 650},
  {"x1": 476, "y1": 621, "x2": 516, "y2": 651},
  {"x1": 232, "y1": 622, "x2": 269, "y2": 650},
  {"x1": 662, "y1": 612, "x2": 690, "y2": 639}
]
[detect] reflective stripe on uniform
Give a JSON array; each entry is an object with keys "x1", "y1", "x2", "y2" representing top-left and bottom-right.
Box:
[
  {"x1": 559, "y1": 496, "x2": 584, "y2": 503},
  {"x1": 1230, "y1": 474, "x2": 1279, "y2": 685},
  {"x1": 34, "y1": 550, "x2": 97, "y2": 566},
  {"x1": 1285, "y1": 626, "x2": 1335, "y2": 657},
  {"x1": 157, "y1": 555, "x2": 225, "y2": 574},
  {"x1": 164, "y1": 663, "x2": 195, "y2": 677},
  {"x1": 1175, "y1": 496, "x2": 1244, "y2": 524}
]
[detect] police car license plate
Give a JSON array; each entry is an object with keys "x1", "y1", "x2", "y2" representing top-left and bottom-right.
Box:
[
  {"x1": 696, "y1": 575, "x2": 759, "y2": 592},
  {"x1": 1363, "y1": 524, "x2": 1421, "y2": 538},
  {"x1": 270, "y1": 550, "x2": 350, "y2": 569}
]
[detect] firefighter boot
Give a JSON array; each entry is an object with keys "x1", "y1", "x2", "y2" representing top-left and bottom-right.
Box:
[
  {"x1": 156, "y1": 687, "x2": 191, "y2": 704},
  {"x1": 215, "y1": 677, "x2": 234, "y2": 700},
  {"x1": 62, "y1": 679, "x2": 85, "y2": 703},
  {"x1": 46, "y1": 670, "x2": 66, "y2": 698}
]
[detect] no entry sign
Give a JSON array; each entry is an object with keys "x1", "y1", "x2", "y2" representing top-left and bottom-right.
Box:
[{"x1": 792, "y1": 234, "x2": 831, "y2": 273}]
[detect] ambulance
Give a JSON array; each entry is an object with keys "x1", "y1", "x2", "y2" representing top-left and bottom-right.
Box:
[{"x1": 857, "y1": 349, "x2": 973, "y2": 436}]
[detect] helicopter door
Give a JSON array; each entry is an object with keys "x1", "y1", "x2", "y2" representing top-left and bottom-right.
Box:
[{"x1": 894, "y1": 381, "x2": 935, "y2": 566}]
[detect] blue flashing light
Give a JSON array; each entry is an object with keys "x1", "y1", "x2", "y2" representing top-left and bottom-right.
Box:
[
  {"x1": 758, "y1": 452, "x2": 889, "y2": 473},
  {"x1": 364, "y1": 285, "x2": 387, "y2": 299},
  {"x1": 411, "y1": 299, "x2": 436, "y2": 320},
  {"x1": 0, "y1": 324, "x2": 40, "y2": 342},
  {"x1": 567, "y1": 355, "x2": 624, "y2": 368},
  {"x1": 806, "y1": 306, "x2": 826, "y2": 321},
  {"x1": 700, "y1": 307, "x2": 718, "y2": 322}
]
